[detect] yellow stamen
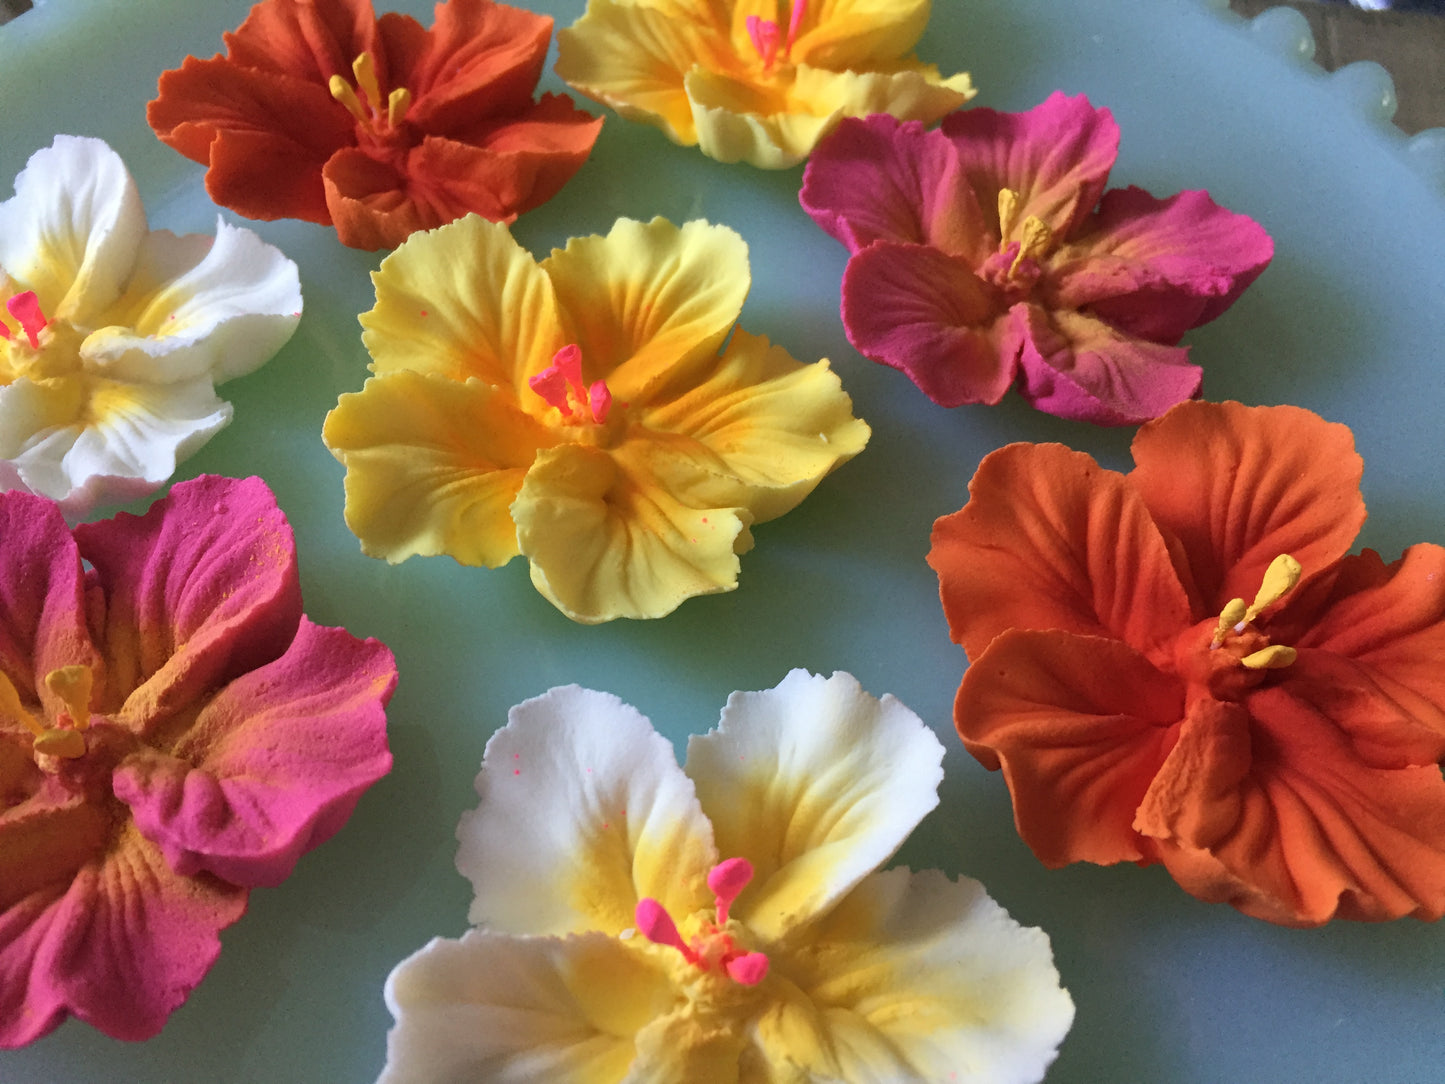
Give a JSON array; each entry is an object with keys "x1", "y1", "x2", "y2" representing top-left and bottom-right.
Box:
[
  {"x1": 387, "y1": 87, "x2": 412, "y2": 128},
  {"x1": 1010, "y1": 215, "x2": 1053, "y2": 276},
  {"x1": 1240, "y1": 645, "x2": 1298, "y2": 670},
  {"x1": 0, "y1": 669, "x2": 44, "y2": 738},
  {"x1": 1211, "y1": 597, "x2": 1248, "y2": 647},
  {"x1": 33, "y1": 729, "x2": 87, "y2": 759},
  {"x1": 329, "y1": 75, "x2": 369, "y2": 124},
  {"x1": 1243, "y1": 553, "x2": 1302, "y2": 624},
  {"x1": 997, "y1": 187, "x2": 1019, "y2": 238},
  {"x1": 352, "y1": 51, "x2": 382, "y2": 110},
  {"x1": 45, "y1": 665, "x2": 92, "y2": 731}
]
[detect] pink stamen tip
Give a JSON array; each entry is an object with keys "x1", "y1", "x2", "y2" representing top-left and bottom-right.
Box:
[
  {"x1": 528, "y1": 364, "x2": 573, "y2": 413},
  {"x1": 746, "y1": 15, "x2": 781, "y2": 68},
  {"x1": 635, "y1": 898, "x2": 698, "y2": 963},
  {"x1": 786, "y1": 0, "x2": 806, "y2": 52},
  {"x1": 6, "y1": 291, "x2": 47, "y2": 349},
  {"x1": 708, "y1": 857, "x2": 754, "y2": 925},
  {"x1": 725, "y1": 951, "x2": 769, "y2": 986},
  {"x1": 552, "y1": 343, "x2": 583, "y2": 389},
  {"x1": 588, "y1": 380, "x2": 612, "y2": 424}
]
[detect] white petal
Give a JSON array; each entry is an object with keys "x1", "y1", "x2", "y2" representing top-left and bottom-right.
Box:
[
  {"x1": 0, "y1": 135, "x2": 145, "y2": 321},
  {"x1": 751, "y1": 868, "x2": 1074, "y2": 1084},
  {"x1": 380, "y1": 930, "x2": 677, "y2": 1084},
  {"x1": 83, "y1": 216, "x2": 302, "y2": 384},
  {"x1": 0, "y1": 375, "x2": 230, "y2": 516},
  {"x1": 456, "y1": 685, "x2": 717, "y2": 937},
  {"x1": 683, "y1": 670, "x2": 944, "y2": 941}
]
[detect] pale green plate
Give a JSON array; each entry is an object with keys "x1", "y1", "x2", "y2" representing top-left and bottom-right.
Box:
[{"x1": 3, "y1": 0, "x2": 1444, "y2": 1080}]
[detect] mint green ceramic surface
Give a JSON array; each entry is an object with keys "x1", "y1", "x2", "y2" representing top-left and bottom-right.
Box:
[{"x1": 3, "y1": 1, "x2": 1444, "y2": 1080}]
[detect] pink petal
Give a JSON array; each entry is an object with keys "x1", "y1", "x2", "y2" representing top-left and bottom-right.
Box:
[
  {"x1": 1054, "y1": 187, "x2": 1274, "y2": 340},
  {"x1": 940, "y1": 92, "x2": 1119, "y2": 239},
  {"x1": 800, "y1": 114, "x2": 990, "y2": 259},
  {"x1": 1011, "y1": 304, "x2": 1203, "y2": 425},
  {"x1": 112, "y1": 619, "x2": 396, "y2": 888},
  {"x1": 841, "y1": 240, "x2": 1015, "y2": 407},
  {"x1": 72, "y1": 476, "x2": 303, "y2": 733}
]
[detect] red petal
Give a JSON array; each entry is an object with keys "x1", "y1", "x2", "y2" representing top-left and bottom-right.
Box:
[{"x1": 222, "y1": 0, "x2": 376, "y2": 84}]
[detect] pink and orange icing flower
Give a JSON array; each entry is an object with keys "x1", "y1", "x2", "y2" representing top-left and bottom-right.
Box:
[
  {"x1": 930, "y1": 401, "x2": 1445, "y2": 926},
  {"x1": 555, "y1": 0, "x2": 974, "y2": 168},
  {"x1": 0, "y1": 475, "x2": 396, "y2": 1046},
  {"x1": 379, "y1": 671, "x2": 1074, "y2": 1082},
  {"x1": 322, "y1": 214, "x2": 869, "y2": 623},
  {"x1": 148, "y1": 0, "x2": 602, "y2": 250},
  {"x1": 801, "y1": 93, "x2": 1274, "y2": 424}
]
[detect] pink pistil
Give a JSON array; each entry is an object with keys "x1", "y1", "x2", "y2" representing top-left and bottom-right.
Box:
[
  {"x1": 708, "y1": 856, "x2": 754, "y2": 926},
  {"x1": 6, "y1": 291, "x2": 47, "y2": 349},
  {"x1": 746, "y1": 15, "x2": 782, "y2": 69},
  {"x1": 634, "y1": 856, "x2": 769, "y2": 986},
  {"x1": 636, "y1": 898, "x2": 701, "y2": 964},
  {"x1": 528, "y1": 343, "x2": 612, "y2": 424},
  {"x1": 726, "y1": 952, "x2": 769, "y2": 986}
]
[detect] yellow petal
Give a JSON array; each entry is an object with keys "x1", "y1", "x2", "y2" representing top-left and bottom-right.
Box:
[
  {"x1": 542, "y1": 217, "x2": 751, "y2": 403},
  {"x1": 511, "y1": 442, "x2": 753, "y2": 623},
  {"x1": 788, "y1": 0, "x2": 932, "y2": 69},
  {"x1": 361, "y1": 215, "x2": 564, "y2": 391},
  {"x1": 639, "y1": 330, "x2": 869, "y2": 523},
  {"x1": 322, "y1": 371, "x2": 550, "y2": 567}
]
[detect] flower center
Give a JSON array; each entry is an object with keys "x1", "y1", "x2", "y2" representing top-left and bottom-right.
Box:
[
  {"x1": 328, "y1": 52, "x2": 412, "y2": 136},
  {"x1": 0, "y1": 290, "x2": 48, "y2": 350},
  {"x1": 746, "y1": 1, "x2": 806, "y2": 71},
  {"x1": 1177, "y1": 554, "x2": 1301, "y2": 700},
  {"x1": 528, "y1": 344, "x2": 613, "y2": 425},
  {"x1": 978, "y1": 189, "x2": 1053, "y2": 299},
  {"x1": 634, "y1": 857, "x2": 770, "y2": 986},
  {"x1": 1208, "y1": 553, "x2": 1301, "y2": 669},
  {"x1": 0, "y1": 664, "x2": 94, "y2": 761}
]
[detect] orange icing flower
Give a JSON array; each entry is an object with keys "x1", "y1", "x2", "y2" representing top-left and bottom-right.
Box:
[
  {"x1": 148, "y1": 0, "x2": 602, "y2": 250},
  {"x1": 929, "y1": 400, "x2": 1445, "y2": 926}
]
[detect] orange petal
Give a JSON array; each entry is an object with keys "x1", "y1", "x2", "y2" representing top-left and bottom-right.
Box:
[
  {"x1": 956, "y1": 628, "x2": 1184, "y2": 866},
  {"x1": 1128, "y1": 401, "x2": 1366, "y2": 610},
  {"x1": 222, "y1": 0, "x2": 375, "y2": 83},
  {"x1": 929, "y1": 442, "x2": 1194, "y2": 663}
]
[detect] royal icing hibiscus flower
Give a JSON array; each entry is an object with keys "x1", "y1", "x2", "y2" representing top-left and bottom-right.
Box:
[
  {"x1": 380, "y1": 670, "x2": 1074, "y2": 1081},
  {"x1": 801, "y1": 93, "x2": 1274, "y2": 424},
  {"x1": 555, "y1": 0, "x2": 973, "y2": 168},
  {"x1": 0, "y1": 136, "x2": 300, "y2": 517},
  {"x1": 323, "y1": 214, "x2": 869, "y2": 623},
  {"x1": 148, "y1": 0, "x2": 602, "y2": 250},
  {"x1": 929, "y1": 400, "x2": 1445, "y2": 926},
  {"x1": 0, "y1": 475, "x2": 396, "y2": 1046}
]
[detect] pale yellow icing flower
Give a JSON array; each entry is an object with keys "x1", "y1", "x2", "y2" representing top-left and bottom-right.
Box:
[
  {"x1": 323, "y1": 215, "x2": 868, "y2": 623},
  {"x1": 379, "y1": 670, "x2": 1075, "y2": 1082},
  {"x1": 555, "y1": 0, "x2": 975, "y2": 168}
]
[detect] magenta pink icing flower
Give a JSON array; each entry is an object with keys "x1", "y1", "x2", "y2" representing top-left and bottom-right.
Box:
[
  {"x1": 800, "y1": 92, "x2": 1274, "y2": 425},
  {"x1": 0, "y1": 474, "x2": 396, "y2": 1047}
]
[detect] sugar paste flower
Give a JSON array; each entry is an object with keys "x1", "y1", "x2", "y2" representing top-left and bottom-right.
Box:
[
  {"x1": 800, "y1": 93, "x2": 1274, "y2": 424},
  {"x1": 323, "y1": 214, "x2": 869, "y2": 623},
  {"x1": 929, "y1": 400, "x2": 1445, "y2": 926},
  {"x1": 0, "y1": 136, "x2": 300, "y2": 517},
  {"x1": 380, "y1": 669, "x2": 1074, "y2": 1082},
  {"x1": 555, "y1": 0, "x2": 974, "y2": 169},
  {"x1": 0, "y1": 475, "x2": 396, "y2": 1046},
  {"x1": 148, "y1": 0, "x2": 603, "y2": 251}
]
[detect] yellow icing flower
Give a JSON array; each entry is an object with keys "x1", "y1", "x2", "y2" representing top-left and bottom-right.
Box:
[
  {"x1": 555, "y1": 0, "x2": 975, "y2": 168},
  {"x1": 379, "y1": 670, "x2": 1075, "y2": 1082},
  {"x1": 323, "y1": 215, "x2": 869, "y2": 622}
]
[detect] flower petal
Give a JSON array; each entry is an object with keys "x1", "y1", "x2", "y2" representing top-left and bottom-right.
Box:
[
  {"x1": 73, "y1": 475, "x2": 303, "y2": 732},
  {"x1": 361, "y1": 214, "x2": 563, "y2": 388},
  {"x1": 636, "y1": 330, "x2": 870, "y2": 522},
  {"x1": 940, "y1": 92, "x2": 1118, "y2": 239},
  {"x1": 111, "y1": 618, "x2": 394, "y2": 888},
  {"x1": 1011, "y1": 303, "x2": 1204, "y2": 425},
  {"x1": 456, "y1": 685, "x2": 716, "y2": 936},
  {"x1": 1127, "y1": 400, "x2": 1366, "y2": 610},
  {"x1": 683, "y1": 670, "x2": 944, "y2": 941},
  {"x1": 800, "y1": 114, "x2": 989, "y2": 256},
  {"x1": 0, "y1": 136, "x2": 145, "y2": 322},
  {"x1": 0, "y1": 822, "x2": 247, "y2": 1046},
  {"x1": 83, "y1": 216, "x2": 301, "y2": 384},
  {"x1": 840, "y1": 240, "x2": 1013, "y2": 407},
  {"x1": 323, "y1": 371, "x2": 548, "y2": 567},
  {"x1": 542, "y1": 218, "x2": 750, "y2": 404},
  {"x1": 221, "y1": 0, "x2": 374, "y2": 82},
  {"x1": 928, "y1": 441, "x2": 1194, "y2": 662},
  {"x1": 512, "y1": 443, "x2": 753, "y2": 622},
  {"x1": 755, "y1": 867, "x2": 1073, "y2": 1084},
  {"x1": 789, "y1": 0, "x2": 932, "y2": 69},
  {"x1": 380, "y1": 931, "x2": 678, "y2": 1084},
  {"x1": 956, "y1": 629, "x2": 1184, "y2": 866}
]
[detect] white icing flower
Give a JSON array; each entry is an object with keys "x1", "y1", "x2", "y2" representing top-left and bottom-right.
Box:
[
  {"x1": 0, "y1": 135, "x2": 300, "y2": 515},
  {"x1": 380, "y1": 670, "x2": 1075, "y2": 1083}
]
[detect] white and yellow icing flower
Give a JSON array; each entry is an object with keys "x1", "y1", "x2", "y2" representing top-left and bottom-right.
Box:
[
  {"x1": 379, "y1": 670, "x2": 1074, "y2": 1082},
  {"x1": 0, "y1": 135, "x2": 301, "y2": 515}
]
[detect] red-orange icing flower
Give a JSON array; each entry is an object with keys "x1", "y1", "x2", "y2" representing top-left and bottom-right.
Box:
[
  {"x1": 148, "y1": 0, "x2": 602, "y2": 250},
  {"x1": 929, "y1": 400, "x2": 1445, "y2": 926}
]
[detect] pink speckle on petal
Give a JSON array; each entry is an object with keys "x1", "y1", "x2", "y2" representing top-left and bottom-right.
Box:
[{"x1": 513, "y1": 769, "x2": 521, "y2": 776}]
